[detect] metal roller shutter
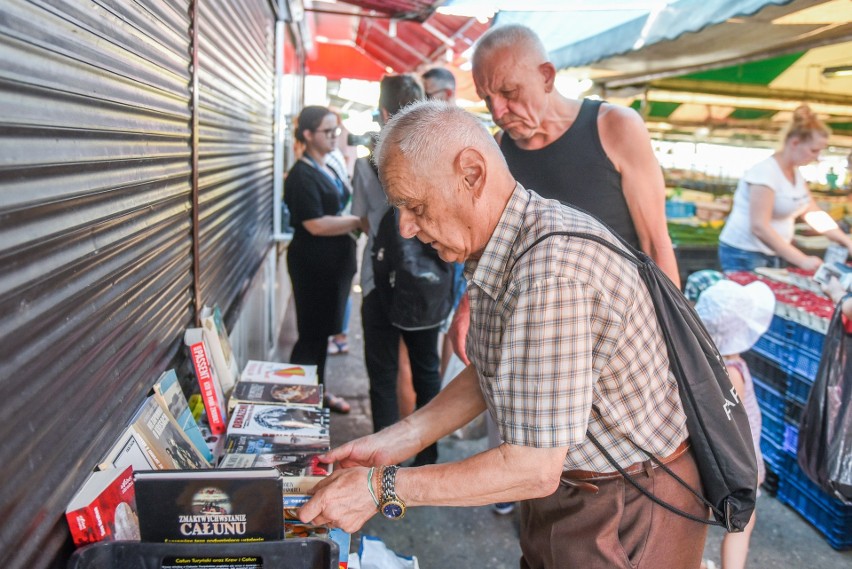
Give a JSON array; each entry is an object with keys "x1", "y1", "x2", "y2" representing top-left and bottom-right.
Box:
[
  {"x1": 0, "y1": 1, "x2": 193, "y2": 566},
  {"x1": 196, "y1": 0, "x2": 275, "y2": 318}
]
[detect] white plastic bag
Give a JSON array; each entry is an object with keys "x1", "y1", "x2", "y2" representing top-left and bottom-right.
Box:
[{"x1": 356, "y1": 535, "x2": 419, "y2": 569}]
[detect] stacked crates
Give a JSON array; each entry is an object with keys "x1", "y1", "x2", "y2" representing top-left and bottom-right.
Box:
[{"x1": 746, "y1": 315, "x2": 852, "y2": 549}]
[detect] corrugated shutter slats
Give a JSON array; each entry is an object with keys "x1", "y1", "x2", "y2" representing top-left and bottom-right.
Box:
[
  {"x1": 197, "y1": 0, "x2": 274, "y2": 312},
  {"x1": 0, "y1": 1, "x2": 193, "y2": 566}
]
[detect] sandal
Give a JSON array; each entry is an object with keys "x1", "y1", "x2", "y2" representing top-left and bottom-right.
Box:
[
  {"x1": 323, "y1": 393, "x2": 351, "y2": 414},
  {"x1": 327, "y1": 337, "x2": 349, "y2": 355}
]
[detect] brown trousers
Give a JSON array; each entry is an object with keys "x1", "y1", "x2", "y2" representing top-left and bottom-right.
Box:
[{"x1": 519, "y1": 448, "x2": 709, "y2": 569}]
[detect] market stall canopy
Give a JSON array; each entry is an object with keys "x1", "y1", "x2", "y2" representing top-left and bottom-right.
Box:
[
  {"x1": 301, "y1": 0, "x2": 488, "y2": 80},
  {"x1": 496, "y1": 0, "x2": 852, "y2": 145}
]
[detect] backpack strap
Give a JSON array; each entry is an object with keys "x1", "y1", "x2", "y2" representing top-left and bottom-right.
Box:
[
  {"x1": 512, "y1": 230, "x2": 723, "y2": 527},
  {"x1": 512, "y1": 230, "x2": 647, "y2": 272}
]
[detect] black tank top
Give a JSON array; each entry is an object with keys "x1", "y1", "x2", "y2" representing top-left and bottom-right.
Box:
[{"x1": 500, "y1": 98, "x2": 640, "y2": 248}]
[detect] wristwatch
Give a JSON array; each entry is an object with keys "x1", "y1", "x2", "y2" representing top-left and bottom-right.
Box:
[{"x1": 379, "y1": 465, "x2": 406, "y2": 520}]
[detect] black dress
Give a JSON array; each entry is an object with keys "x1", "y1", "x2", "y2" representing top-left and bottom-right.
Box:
[{"x1": 284, "y1": 159, "x2": 356, "y2": 383}]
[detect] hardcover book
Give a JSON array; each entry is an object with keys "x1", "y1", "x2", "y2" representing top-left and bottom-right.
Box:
[
  {"x1": 228, "y1": 381, "x2": 323, "y2": 412},
  {"x1": 152, "y1": 369, "x2": 214, "y2": 463},
  {"x1": 185, "y1": 328, "x2": 229, "y2": 435},
  {"x1": 65, "y1": 465, "x2": 139, "y2": 546},
  {"x1": 227, "y1": 403, "x2": 329, "y2": 445},
  {"x1": 134, "y1": 468, "x2": 284, "y2": 543},
  {"x1": 240, "y1": 360, "x2": 318, "y2": 385}
]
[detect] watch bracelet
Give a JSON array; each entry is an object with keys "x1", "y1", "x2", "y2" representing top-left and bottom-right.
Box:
[{"x1": 381, "y1": 464, "x2": 400, "y2": 503}]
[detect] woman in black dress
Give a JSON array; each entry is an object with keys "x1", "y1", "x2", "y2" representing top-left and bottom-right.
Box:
[{"x1": 285, "y1": 106, "x2": 361, "y2": 413}]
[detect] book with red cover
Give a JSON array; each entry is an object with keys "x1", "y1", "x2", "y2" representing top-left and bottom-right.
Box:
[
  {"x1": 185, "y1": 328, "x2": 228, "y2": 435},
  {"x1": 65, "y1": 465, "x2": 139, "y2": 547}
]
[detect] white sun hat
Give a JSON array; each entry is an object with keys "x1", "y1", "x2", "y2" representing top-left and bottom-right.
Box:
[{"x1": 694, "y1": 279, "x2": 776, "y2": 356}]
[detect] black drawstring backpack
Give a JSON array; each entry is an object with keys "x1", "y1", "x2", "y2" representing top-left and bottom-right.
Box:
[{"x1": 514, "y1": 231, "x2": 758, "y2": 532}]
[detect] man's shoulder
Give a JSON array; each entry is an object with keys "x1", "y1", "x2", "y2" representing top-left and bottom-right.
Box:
[
  {"x1": 520, "y1": 195, "x2": 624, "y2": 262},
  {"x1": 597, "y1": 101, "x2": 643, "y2": 131}
]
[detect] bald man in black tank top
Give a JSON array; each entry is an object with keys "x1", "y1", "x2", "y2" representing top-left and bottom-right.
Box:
[{"x1": 471, "y1": 24, "x2": 679, "y2": 285}]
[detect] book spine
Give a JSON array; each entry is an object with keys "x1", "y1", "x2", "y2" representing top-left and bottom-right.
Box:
[
  {"x1": 133, "y1": 428, "x2": 164, "y2": 469},
  {"x1": 189, "y1": 341, "x2": 226, "y2": 434}
]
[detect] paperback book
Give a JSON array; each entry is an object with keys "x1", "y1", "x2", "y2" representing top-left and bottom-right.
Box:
[
  {"x1": 200, "y1": 305, "x2": 239, "y2": 395},
  {"x1": 134, "y1": 468, "x2": 284, "y2": 543},
  {"x1": 98, "y1": 426, "x2": 159, "y2": 472},
  {"x1": 240, "y1": 360, "x2": 318, "y2": 385},
  {"x1": 224, "y1": 434, "x2": 329, "y2": 456},
  {"x1": 99, "y1": 396, "x2": 208, "y2": 471},
  {"x1": 228, "y1": 381, "x2": 323, "y2": 412},
  {"x1": 227, "y1": 403, "x2": 329, "y2": 445},
  {"x1": 219, "y1": 451, "x2": 330, "y2": 492},
  {"x1": 185, "y1": 328, "x2": 229, "y2": 435},
  {"x1": 152, "y1": 369, "x2": 214, "y2": 463},
  {"x1": 283, "y1": 495, "x2": 350, "y2": 569},
  {"x1": 65, "y1": 465, "x2": 139, "y2": 546}
]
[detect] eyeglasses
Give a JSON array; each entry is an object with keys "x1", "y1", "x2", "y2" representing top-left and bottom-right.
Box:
[
  {"x1": 316, "y1": 127, "x2": 342, "y2": 138},
  {"x1": 425, "y1": 89, "x2": 447, "y2": 100}
]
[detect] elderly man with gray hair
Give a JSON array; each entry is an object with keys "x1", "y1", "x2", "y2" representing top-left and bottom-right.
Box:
[{"x1": 299, "y1": 101, "x2": 708, "y2": 568}]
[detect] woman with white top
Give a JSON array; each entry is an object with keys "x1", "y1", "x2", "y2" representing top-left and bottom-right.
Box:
[{"x1": 718, "y1": 105, "x2": 852, "y2": 272}]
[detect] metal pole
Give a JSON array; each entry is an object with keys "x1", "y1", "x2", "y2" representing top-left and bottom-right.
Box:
[{"x1": 191, "y1": 0, "x2": 202, "y2": 324}]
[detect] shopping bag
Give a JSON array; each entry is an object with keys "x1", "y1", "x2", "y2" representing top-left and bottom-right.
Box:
[{"x1": 797, "y1": 302, "x2": 852, "y2": 503}]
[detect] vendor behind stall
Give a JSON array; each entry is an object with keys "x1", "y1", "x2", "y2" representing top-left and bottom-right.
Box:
[{"x1": 718, "y1": 105, "x2": 852, "y2": 272}]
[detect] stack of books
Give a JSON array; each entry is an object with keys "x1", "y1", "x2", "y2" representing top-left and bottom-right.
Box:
[
  {"x1": 221, "y1": 360, "x2": 331, "y2": 494},
  {"x1": 64, "y1": 305, "x2": 348, "y2": 567}
]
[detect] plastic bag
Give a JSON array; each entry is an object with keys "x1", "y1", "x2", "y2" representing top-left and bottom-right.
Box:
[
  {"x1": 354, "y1": 535, "x2": 419, "y2": 569},
  {"x1": 798, "y1": 303, "x2": 852, "y2": 503}
]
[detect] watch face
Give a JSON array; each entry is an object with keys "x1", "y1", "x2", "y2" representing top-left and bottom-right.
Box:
[{"x1": 381, "y1": 500, "x2": 405, "y2": 520}]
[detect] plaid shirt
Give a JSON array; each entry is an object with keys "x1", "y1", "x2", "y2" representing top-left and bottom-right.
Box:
[{"x1": 465, "y1": 184, "x2": 687, "y2": 472}]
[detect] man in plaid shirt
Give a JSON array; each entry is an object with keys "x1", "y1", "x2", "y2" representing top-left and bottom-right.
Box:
[{"x1": 300, "y1": 101, "x2": 709, "y2": 568}]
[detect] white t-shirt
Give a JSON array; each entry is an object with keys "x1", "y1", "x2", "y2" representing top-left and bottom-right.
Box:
[
  {"x1": 350, "y1": 157, "x2": 389, "y2": 296},
  {"x1": 719, "y1": 156, "x2": 811, "y2": 255}
]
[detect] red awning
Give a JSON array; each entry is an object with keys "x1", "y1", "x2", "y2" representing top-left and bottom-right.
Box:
[
  {"x1": 336, "y1": 0, "x2": 436, "y2": 21},
  {"x1": 305, "y1": 41, "x2": 388, "y2": 81},
  {"x1": 303, "y1": 2, "x2": 489, "y2": 79},
  {"x1": 355, "y1": 12, "x2": 488, "y2": 73}
]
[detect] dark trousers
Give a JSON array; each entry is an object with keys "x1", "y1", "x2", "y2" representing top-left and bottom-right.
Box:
[
  {"x1": 519, "y1": 447, "x2": 709, "y2": 569},
  {"x1": 362, "y1": 290, "x2": 441, "y2": 463},
  {"x1": 287, "y1": 238, "x2": 355, "y2": 385}
]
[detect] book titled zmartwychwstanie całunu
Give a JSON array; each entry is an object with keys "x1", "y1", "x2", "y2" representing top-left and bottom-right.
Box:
[{"x1": 134, "y1": 468, "x2": 283, "y2": 543}]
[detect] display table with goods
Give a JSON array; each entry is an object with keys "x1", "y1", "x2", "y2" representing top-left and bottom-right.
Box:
[
  {"x1": 727, "y1": 269, "x2": 852, "y2": 550},
  {"x1": 667, "y1": 221, "x2": 723, "y2": 285},
  {"x1": 664, "y1": 187, "x2": 729, "y2": 283}
]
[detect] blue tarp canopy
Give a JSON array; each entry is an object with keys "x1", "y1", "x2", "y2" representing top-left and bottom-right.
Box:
[
  {"x1": 496, "y1": 0, "x2": 795, "y2": 71},
  {"x1": 492, "y1": 0, "x2": 852, "y2": 87}
]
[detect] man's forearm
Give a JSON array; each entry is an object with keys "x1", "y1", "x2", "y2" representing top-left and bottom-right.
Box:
[
  {"x1": 650, "y1": 242, "x2": 680, "y2": 288},
  {"x1": 395, "y1": 442, "x2": 567, "y2": 508},
  {"x1": 397, "y1": 363, "x2": 487, "y2": 450}
]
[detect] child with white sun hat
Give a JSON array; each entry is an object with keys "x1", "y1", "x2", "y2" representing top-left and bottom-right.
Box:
[{"x1": 694, "y1": 278, "x2": 776, "y2": 569}]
